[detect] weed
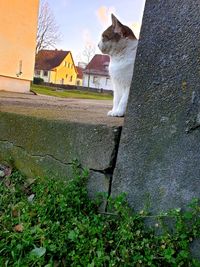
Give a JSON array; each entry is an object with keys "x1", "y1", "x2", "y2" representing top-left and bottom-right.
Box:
[{"x1": 0, "y1": 168, "x2": 200, "y2": 266}]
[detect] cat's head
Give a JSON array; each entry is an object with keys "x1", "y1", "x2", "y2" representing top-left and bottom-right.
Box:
[{"x1": 98, "y1": 14, "x2": 137, "y2": 56}]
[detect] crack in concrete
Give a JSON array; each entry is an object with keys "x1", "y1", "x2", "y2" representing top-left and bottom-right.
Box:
[
  {"x1": 186, "y1": 91, "x2": 200, "y2": 133},
  {"x1": 89, "y1": 126, "x2": 122, "y2": 211},
  {"x1": 0, "y1": 139, "x2": 119, "y2": 174},
  {"x1": 185, "y1": 123, "x2": 200, "y2": 134},
  {"x1": 0, "y1": 140, "x2": 73, "y2": 167},
  {"x1": 0, "y1": 125, "x2": 122, "y2": 213}
]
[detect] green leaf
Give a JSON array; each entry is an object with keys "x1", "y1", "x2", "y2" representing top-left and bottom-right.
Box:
[
  {"x1": 183, "y1": 211, "x2": 193, "y2": 219},
  {"x1": 68, "y1": 230, "x2": 76, "y2": 241},
  {"x1": 179, "y1": 250, "x2": 189, "y2": 258},
  {"x1": 97, "y1": 250, "x2": 102, "y2": 258},
  {"x1": 87, "y1": 261, "x2": 95, "y2": 267},
  {"x1": 30, "y1": 247, "x2": 46, "y2": 258},
  {"x1": 164, "y1": 248, "x2": 175, "y2": 260}
]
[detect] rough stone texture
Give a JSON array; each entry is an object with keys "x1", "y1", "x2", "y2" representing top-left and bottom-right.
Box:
[
  {"x1": 87, "y1": 171, "x2": 110, "y2": 199},
  {"x1": 87, "y1": 170, "x2": 111, "y2": 210},
  {"x1": 112, "y1": 0, "x2": 200, "y2": 215},
  {"x1": 190, "y1": 239, "x2": 200, "y2": 261},
  {"x1": 0, "y1": 111, "x2": 121, "y2": 196}
]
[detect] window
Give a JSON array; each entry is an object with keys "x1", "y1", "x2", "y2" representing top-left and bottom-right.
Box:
[
  {"x1": 66, "y1": 74, "x2": 68, "y2": 78},
  {"x1": 93, "y1": 76, "x2": 98, "y2": 83},
  {"x1": 43, "y1": 70, "x2": 48, "y2": 77},
  {"x1": 35, "y1": 70, "x2": 40, "y2": 76},
  {"x1": 105, "y1": 77, "x2": 110, "y2": 85},
  {"x1": 104, "y1": 62, "x2": 109, "y2": 71},
  {"x1": 71, "y1": 64, "x2": 73, "y2": 69},
  {"x1": 64, "y1": 61, "x2": 67, "y2": 67},
  {"x1": 70, "y1": 75, "x2": 73, "y2": 82},
  {"x1": 68, "y1": 63, "x2": 70, "y2": 68}
]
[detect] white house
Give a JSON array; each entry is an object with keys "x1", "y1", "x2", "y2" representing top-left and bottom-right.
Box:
[{"x1": 83, "y1": 54, "x2": 112, "y2": 91}]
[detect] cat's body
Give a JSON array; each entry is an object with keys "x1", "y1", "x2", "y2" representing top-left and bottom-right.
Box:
[{"x1": 98, "y1": 14, "x2": 138, "y2": 117}]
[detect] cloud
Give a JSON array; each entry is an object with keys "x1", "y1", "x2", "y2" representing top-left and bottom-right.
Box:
[
  {"x1": 82, "y1": 28, "x2": 94, "y2": 45},
  {"x1": 96, "y1": 6, "x2": 116, "y2": 28}
]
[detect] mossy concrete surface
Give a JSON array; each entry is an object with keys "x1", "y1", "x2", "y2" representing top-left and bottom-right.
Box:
[
  {"x1": 0, "y1": 93, "x2": 122, "y2": 198},
  {"x1": 112, "y1": 0, "x2": 200, "y2": 214}
]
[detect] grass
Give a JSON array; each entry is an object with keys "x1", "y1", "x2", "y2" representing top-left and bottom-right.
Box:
[
  {"x1": 31, "y1": 84, "x2": 113, "y2": 100},
  {"x1": 1, "y1": 166, "x2": 200, "y2": 266}
]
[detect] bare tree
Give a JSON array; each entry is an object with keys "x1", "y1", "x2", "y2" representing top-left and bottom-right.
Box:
[
  {"x1": 82, "y1": 43, "x2": 96, "y2": 64},
  {"x1": 36, "y1": 0, "x2": 61, "y2": 53},
  {"x1": 82, "y1": 43, "x2": 96, "y2": 87}
]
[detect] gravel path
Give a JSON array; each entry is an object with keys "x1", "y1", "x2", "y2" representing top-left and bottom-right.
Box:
[{"x1": 0, "y1": 91, "x2": 123, "y2": 126}]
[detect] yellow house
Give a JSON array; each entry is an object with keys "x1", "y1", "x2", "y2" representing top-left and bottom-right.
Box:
[
  {"x1": 34, "y1": 50, "x2": 78, "y2": 85},
  {"x1": 0, "y1": 0, "x2": 39, "y2": 92}
]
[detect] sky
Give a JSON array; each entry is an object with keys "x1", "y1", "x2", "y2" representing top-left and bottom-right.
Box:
[{"x1": 45, "y1": 0, "x2": 146, "y2": 64}]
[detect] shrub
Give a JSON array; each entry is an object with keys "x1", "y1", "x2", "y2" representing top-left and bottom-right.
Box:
[
  {"x1": 33, "y1": 77, "x2": 44, "y2": 85},
  {"x1": 0, "y1": 168, "x2": 200, "y2": 266}
]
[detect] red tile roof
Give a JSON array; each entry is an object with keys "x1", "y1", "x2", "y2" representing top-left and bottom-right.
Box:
[
  {"x1": 76, "y1": 66, "x2": 83, "y2": 79},
  {"x1": 84, "y1": 54, "x2": 110, "y2": 76},
  {"x1": 35, "y1": 50, "x2": 70, "y2": 70}
]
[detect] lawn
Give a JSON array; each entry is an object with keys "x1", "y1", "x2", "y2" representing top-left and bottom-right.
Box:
[{"x1": 31, "y1": 84, "x2": 113, "y2": 100}]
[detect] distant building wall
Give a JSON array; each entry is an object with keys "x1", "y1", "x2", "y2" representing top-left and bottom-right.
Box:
[
  {"x1": 0, "y1": 0, "x2": 39, "y2": 92},
  {"x1": 76, "y1": 78, "x2": 83, "y2": 86},
  {"x1": 82, "y1": 74, "x2": 112, "y2": 91},
  {"x1": 0, "y1": 76, "x2": 30, "y2": 93},
  {"x1": 34, "y1": 70, "x2": 51, "y2": 83}
]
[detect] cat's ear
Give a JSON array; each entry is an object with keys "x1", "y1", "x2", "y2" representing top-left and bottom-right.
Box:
[{"x1": 111, "y1": 14, "x2": 124, "y2": 37}]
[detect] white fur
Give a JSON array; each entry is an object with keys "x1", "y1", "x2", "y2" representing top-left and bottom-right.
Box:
[{"x1": 98, "y1": 38, "x2": 138, "y2": 117}]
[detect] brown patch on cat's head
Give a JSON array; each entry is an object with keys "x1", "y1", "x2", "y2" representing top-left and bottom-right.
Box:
[
  {"x1": 98, "y1": 14, "x2": 137, "y2": 55},
  {"x1": 111, "y1": 14, "x2": 136, "y2": 39},
  {"x1": 101, "y1": 25, "x2": 121, "y2": 43}
]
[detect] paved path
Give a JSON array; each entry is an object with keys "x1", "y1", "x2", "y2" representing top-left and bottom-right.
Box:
[{"x1": 0, "y1": 91, "x2": 123, "y2": 126}]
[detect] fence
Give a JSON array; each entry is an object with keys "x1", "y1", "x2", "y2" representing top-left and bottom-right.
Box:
[{"x1": 42, "y1": 82, "x2": 113, "y2": 95}]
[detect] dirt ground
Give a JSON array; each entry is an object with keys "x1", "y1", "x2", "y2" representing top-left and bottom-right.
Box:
[{"x1": 0, "y1": 91, "x2": 124, "y2": 126}]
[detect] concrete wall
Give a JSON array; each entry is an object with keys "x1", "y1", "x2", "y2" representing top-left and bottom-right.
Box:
[
  {"x1": 0, "y1": 0, "x2": 39, "y2": 92},
  {"x1": 112, "y1": 0, "x2": 200, "y2": 214},
  {"x1": 0, "y1": 112, "x2": 121, "y2": 200}
]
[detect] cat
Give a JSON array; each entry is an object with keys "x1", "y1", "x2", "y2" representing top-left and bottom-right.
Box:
[{"x1": 98, "y1": 14, "x2": 138, "y2": 117}]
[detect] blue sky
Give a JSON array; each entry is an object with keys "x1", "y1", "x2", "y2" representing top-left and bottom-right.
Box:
[{"x1": 46, "y1": 0, "x2": 146, "y2": 63}]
